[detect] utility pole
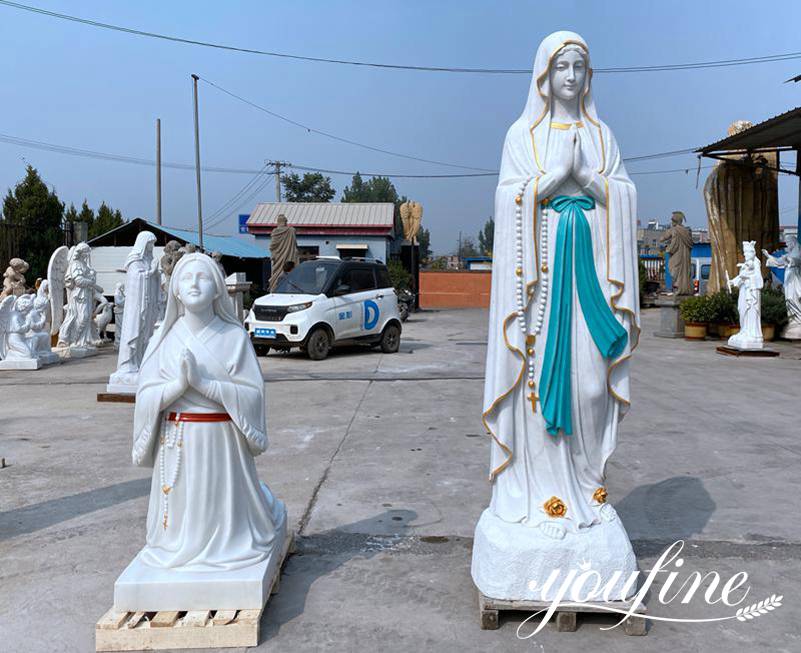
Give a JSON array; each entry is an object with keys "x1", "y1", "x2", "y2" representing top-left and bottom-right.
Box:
[
  {"x1": 191, "y1": 74, "x2": 204, "y2": 249},
  {"x1": 266, "y1": 160, "x2": 291, "y2": 202},
  {"x1": 458, "y1": 231, "x2": 462, "y2": 269},
  {"x1": 155, "y1": 118, "x2": 162, "y2": 225}
]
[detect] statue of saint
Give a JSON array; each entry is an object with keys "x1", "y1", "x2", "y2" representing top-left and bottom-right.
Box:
[
  {"x1": 472, "y1": 31, "x2": 640, "y2": 602},
  {"x1": 659, "y1": 211, "x2": 694, "y2": 295},
  {"x1": 727, "y1": 241, "x2": 764, "y2": 349},
  {"x1": 108, "y1": 232, "x2": 161, "y2": 390},
  {"x1": 764, "y1": 234, "x2": 801, "y2": 339},
  {"x1": 268, "y1": 215, "x2": 299, "y2": 292},
  {"x1": 704, "y1": 120, "x2": 779, "y2": 294},
  {"x1": 1, "y1": 258, "x2": 29, "y2": 298},
  {"x1": 57, "y1": 243, "x2": 100, "y2": 352},
  {"x1": 129, "y1": 253, "x2": 286, "y2": 573}
]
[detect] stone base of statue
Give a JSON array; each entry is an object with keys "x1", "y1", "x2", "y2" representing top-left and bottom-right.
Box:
[
  {"x1": 59, "y1": 345, "x2": 98, "y2": 359},
  {"x1": 37, "y1": 350, "x2": 61, "y2": 366},
  {"x1": 471, "y1": 508, "x2": 637, "y2": 602},
  {"x1": 0, "y1": 357, "x2": 41, "y2": 370},
  {"x1": 106, "y1": 370, "x2": 139, "y2": 395},
  {"x1": 114, "y1": 503, "x2": 287, "y2": 612},
  {"x1": 781, "y1": 319, "x2": 801, "y2": 340},
  {"x1": 726, "y1": 332, "x2": 763, "y2": 350},
  {"x1": 653, "y1": 294, "x2": 684, "y2": 338}
]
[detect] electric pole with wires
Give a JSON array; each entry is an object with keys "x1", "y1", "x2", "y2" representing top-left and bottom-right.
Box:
[{"x1": 266, "y1": 160, "x2": 291, "y2": 201}]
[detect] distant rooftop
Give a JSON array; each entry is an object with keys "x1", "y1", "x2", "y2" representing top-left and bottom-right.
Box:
[{"x1": 247, "y1": 202, "x2": 395, "y2": 236}]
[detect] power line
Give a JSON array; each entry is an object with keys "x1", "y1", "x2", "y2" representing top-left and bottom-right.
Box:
[
  {"x1": 205, "y1": 172, "x2": 276, "y2": 230},
  {"x1": 2, "y1": 1, "x2": 801, "y2": 75},
  {"x1": 205, "y1": 164, "x2": 271, "y2": 222},
  {"x1": 198, "y1": 76, "x2": 495, "y2": 172}
]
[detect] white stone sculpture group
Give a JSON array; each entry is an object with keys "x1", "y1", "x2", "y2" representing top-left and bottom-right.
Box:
[
  {"x1": 765, "y1": 233, "x2": 801, "y2": 340},
  {"x1": 472, "y1": 31, "x2": 640, "y2": 603}
]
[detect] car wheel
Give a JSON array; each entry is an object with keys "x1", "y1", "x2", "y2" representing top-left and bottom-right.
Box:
[
  {"x1": 305, "y1": 327, "x2": 331, "y2": 361},
  {"x1": 379, "y1": 323, "x2": 401, "y2": 353},
  {"x1": 253, "y1": 344, "x2": 270, "y2": 356}
]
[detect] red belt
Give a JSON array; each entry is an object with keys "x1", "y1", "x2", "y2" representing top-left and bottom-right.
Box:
[{"x1": 166, "y1": 412, "x2": 231, "y2": 423}]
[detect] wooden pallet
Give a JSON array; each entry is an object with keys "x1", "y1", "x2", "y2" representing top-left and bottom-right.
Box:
[
  {"x1": 96, "y1": 393, "x2": 136, "y2": 404},
  {"x1": 96, "y1": 531, "x2": 294, "y2": 651},
  {"x1": 716, "y1": 345, "x2": 780, "y2": 358},
  {"x1": 478, "y1": 591, "x2": 647, "y2": 636}
]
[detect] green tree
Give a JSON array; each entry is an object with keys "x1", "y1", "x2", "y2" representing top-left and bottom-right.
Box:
[
  {"x1": 89, "y1": 202, "x2": 124, "y2": 239},
  {"x1": 283, "y1": 172, "x2": 335, "y2": 202},
  {"x1": 458, "y1": 236, "x2": 479, "y2": 260},
  {"x1": 2, "y1": 165, "x2": 64, "y2": 280},
  {"x1": 77, "y1": 199, "x2": 94, "y2": 225},
  {"x1": 64, "y1": 202, "x2": 78, "y2": 224},
  {"x1": 341, "y1": 173, "x2": 400, "y2": 204},
  {"x1": 477, "y1": 216, "x2": 494, "y2": 256},
  {"x1": 417, "y1": 227, "x2": 432, "y2": 262}
]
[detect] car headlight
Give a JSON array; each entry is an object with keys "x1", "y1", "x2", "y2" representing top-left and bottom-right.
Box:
[{"x1": 286, "y1": 302, "x2": 313, "y2": 313}]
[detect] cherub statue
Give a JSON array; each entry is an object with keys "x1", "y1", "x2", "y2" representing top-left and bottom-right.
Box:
[
  {"x1": 1, "y1": 258, "x2": 30, "y2": 298},
  {"x1": 0, "y1": 294, "x2": 40, "y2": 369},
  {"x1": 727, "y1": 240, "x2": 764, "y2": 349}
]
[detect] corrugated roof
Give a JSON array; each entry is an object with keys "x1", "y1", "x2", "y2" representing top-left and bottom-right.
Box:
[
  {"x1": 697, "y1": 106, "x2": 801, "y2": 153},
  {"x1": 141, "y1": 220, "x2": 267, "y2": 259},
  {"x1": 248, "y1": 202, "x2": 394, "y2": 227}
]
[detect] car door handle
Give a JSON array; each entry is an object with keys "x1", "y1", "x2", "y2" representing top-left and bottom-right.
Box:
[{"x1": 376, "y1": 294, "x2": 383, "y2": 299}]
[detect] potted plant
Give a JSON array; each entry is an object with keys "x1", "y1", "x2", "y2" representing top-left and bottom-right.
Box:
[
  {"x1": 707, "y1": 290, "x2": 739, "y2": 339},
  {"x1": 760, "y1": 287, "x2": 788, "y2": 341},
  {"x1": 679, "y1": 295, "x2": 712, "y2": 340}
]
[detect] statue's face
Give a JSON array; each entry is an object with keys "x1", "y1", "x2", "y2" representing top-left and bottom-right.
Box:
[
  {"x1": 176, "y1": 260, "x2": 217, "y2": 313},
  {"x1": 549, "y1": 49, "x2": 587, "y2": 103},
  {"x1": 16, "y1": 296, "x2": 32, "y2": 313}
]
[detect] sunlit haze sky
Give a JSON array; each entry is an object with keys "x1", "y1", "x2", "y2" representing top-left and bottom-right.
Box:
[{"x1": 1, "y1": 1, "x2": 799, "y2": 254}]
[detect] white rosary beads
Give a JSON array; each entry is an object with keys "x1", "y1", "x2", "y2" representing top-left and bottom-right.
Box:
[{"x1": 159, "y1": 417, "x2": 184, "y2": 529}]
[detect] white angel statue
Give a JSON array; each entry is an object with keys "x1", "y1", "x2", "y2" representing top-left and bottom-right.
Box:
[{"x1": 0, "y1": 294, "x2": 40, "y2": 369}]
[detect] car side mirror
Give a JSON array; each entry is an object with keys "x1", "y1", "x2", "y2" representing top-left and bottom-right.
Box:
[{"x1": 333, "y1": 283, "x2": 351, "y2": 296}]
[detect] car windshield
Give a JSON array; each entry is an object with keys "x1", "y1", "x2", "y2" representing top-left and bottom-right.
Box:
[{"x1": 273, "y1": 259, "x2": 340, "y2": 294}]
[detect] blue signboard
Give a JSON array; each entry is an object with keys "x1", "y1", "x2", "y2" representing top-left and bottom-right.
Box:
[{"x1": 238, "y1": 214, "x2": 250, "y2": 234}]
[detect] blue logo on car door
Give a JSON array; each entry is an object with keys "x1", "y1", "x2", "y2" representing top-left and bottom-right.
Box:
[{"x1": 363, "y1": 300, "x2": 380, "y2": 330}]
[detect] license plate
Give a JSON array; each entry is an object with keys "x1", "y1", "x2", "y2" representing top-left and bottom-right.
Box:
[{"x1": 254, "y1": 327, "x2": 276, "y2": 338}]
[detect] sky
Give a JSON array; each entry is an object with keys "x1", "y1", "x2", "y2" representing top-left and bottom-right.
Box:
[{"x1": 0, "y1": 0, "x2": 799, "y2": 255}]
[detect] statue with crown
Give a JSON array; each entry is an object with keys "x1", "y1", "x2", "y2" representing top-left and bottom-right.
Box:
[{"x1": 471, "y1": 31, "x2": 642, "y2": 614}]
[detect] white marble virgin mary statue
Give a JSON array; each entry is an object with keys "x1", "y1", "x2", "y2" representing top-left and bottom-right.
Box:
[
  {"x1": 114, "y1": 253, "x2": 287, "y2": 611},
  {"x1": 472, "y1": 31, "x2": 641, "y2": 602}
]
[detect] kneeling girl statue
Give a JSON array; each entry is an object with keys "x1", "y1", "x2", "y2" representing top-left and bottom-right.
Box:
[{"x1": 472, "y1": 31, "x2": 640, "y2": 602}]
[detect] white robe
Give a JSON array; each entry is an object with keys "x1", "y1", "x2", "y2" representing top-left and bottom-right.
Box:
[{"x1": 132, "y1": 316, "x2": 282, "y2": 571}]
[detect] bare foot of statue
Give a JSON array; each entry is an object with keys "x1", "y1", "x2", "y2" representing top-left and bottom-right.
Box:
[
  {"x1": 599, "y1": 503, "x2": 618, "y2": 523},
  {"x1": 539, "y1": 521, "x2": 566, "y2": 540}
]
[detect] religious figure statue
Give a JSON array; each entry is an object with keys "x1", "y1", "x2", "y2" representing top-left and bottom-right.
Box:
[
  {"x1": 47, "y1": 246, "x2": 69, "y2": 336},
  {"x1": 29, "y1": 281, "x2": 58, "y2": 364},
  {"x1": 268, "y1": 215, "x2": 299, "y2": 292},
  {"x1": 764, "y1": 234, "x2": 801, "y2": 340},
  {"x1": 0, "y1": 294, "x2": 40, "y2": 369},
  {"x1": 108, "y1": 232, "x2": 161, "y2": 391},
  {"x1": 658, "y1": 211, "x2": 694, "y2": 295},
  {"x1": 1, "y1": 258, "x2": 29, "y2": 298},
  {"x1": 399, "y1": 201, "x2": 423, "y2": 243},
  {"x1": 57, "y1": 242, "x2": 101, "y2": 355},
  {"x1": 113, "y1": 282, "x2": 125, "y2": 350},
  {"x1": 114, "y1": 253, "x2": 287, "y2": 611},
  {"x1": 727, "y1": 241, "x2": 764, "y2": 349},
  {"x1": 704, "y1": 120, "x2": 779, "y2": 294},
  {"x1": 471, "y1": 32, "x2": 640, "y2": 602}
]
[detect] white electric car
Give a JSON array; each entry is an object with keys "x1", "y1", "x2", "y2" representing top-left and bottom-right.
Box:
[{"x1": 245, "y1": 258, "x2": 403, "y2": 360}]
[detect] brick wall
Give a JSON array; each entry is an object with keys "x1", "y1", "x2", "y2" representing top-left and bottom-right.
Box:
[{"x1": 419, "y1": 270, "x2": 491, "y2": 308}]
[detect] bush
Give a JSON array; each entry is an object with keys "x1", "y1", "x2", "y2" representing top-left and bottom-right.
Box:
[
  {"x1": 679, "y1": 295, "x2": 713, "y2": 323},
  {"x1": 761, "y1": 287, "x2": 788, "y2": 327},
  {"x1": 707, "y1": 290, "x2": 738, "y2": 324},
  {"x1": 387, "y1": 259, "x2": 412, "y2": 292}
]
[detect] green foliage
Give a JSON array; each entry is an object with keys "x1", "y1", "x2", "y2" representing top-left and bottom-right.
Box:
[
  {"x1": 707, "y1": 290, "x2": 738, "y2": 324},
  {"x1": 2, "y1": 165, "x2": 64, "y2": 280},
  {"x1": 429, "y1": 256, "x2": 447, "y2": 270},
  {"x1": 341, "y1": 173, "x2": 400, "y2": 204},
  {"x1": 387, "y1": 259, "x2": 412, "y2": 291},
  {"x1": 761, "y1": 287, "x2": 788, "y2": 327},
  {"x1": 77, "y1": 199, "x2": 94, "y2": 224},
  {"x1": 638, "y1": 260, "x2": 647, "y2": 297},
  {"x1": 417, "y1": 227, "x2": 432, "y2": 262},
  {"x1": 89, "y1": 202, "x2": 124, "y2": 239},
  {"x1": 477, "y1": 216, "x2": 494, "y2": 256},
  {"x1": 282, "y1": 172, "x2": 335, "y2": 202},
  {"x1": 679, "y1": 295, "x2": 713, "y2": 323},
  {"x1": 458, "y1": 236, "x2": 479, "y2": 260}
]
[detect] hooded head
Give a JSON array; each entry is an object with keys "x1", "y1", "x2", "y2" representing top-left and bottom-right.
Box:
[{"x1": 125, "y1": 231, "x2": 156, "y2": 268}]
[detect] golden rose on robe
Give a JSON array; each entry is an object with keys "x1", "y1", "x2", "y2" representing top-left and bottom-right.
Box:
[
  {"x1": 593, "y1": 487, "x2": 608, "y2": 504},
  {"x1": 543, "y1": 496, "x2": 567, "y2": 518}
]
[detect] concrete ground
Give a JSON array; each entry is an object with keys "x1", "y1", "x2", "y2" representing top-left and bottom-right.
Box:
[{"x1": 1, "y1": 308, "x2": 799, "y2": 652}]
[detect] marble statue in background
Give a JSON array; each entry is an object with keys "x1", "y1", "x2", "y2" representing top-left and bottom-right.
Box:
[
  {"x1": 47, "y1": 246, "x2": 69, "y2": 337},
  {"x1": 159, "y1": 240, "x2": 184, "y2": 320},
  {"x1": 471, "y1": 31, "x2": 640, "y2": 603},
  {"x1": 659, "y1": 211, "x2": 694, "y2": 295},
  {"x1": 108, "y1": 232, "x2": 161, "y2": 392},
  {"x1": 268, "y1": 215, "x2": 299, "y2": 292},
  {"x1": 113, "y1": 282, "x2": 125, "y2": 350},
  {"x1": 764, "y1": 234, "x2": 801, "y2": 340},
  {"x1": 94, "y1": 297, "x2": 113, "y2": 343},
  {"x1": 1, "y1": 258, "x2": 29, "y2": 298},
  {"x1": 29, "y1": 281, "x2": 59, "y2": 365},
  {"x1": 57, "y1": 242, "x2": 101, "y2": 356},
  {"x1": 727, "y1": 241, "x2": 764, "y2": 349},
  {"x1": 0, "y1": 294, "x2": 40, "y2": 369},
  {"x1": 114, "y1": 253, "x2": 287, "y2": 612}
]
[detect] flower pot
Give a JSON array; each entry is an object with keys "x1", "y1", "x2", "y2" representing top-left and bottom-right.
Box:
[
  {"x1": 719, "y1": 324, "x2": 739, "y2": 338},
  {"x1": 684, "y1": 322, "x2": 707, "y2": 340},
  {"x1": 761, "y1": 323, "x2": 775, "y2": 341},
  {"x1": 707, "y1": 322, "x2": 720, "y2": 338}
]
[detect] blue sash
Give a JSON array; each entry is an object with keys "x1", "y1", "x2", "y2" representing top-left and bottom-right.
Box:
[{"x1": 538, "y1": 195, "x2": 627, "y2": 436}]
